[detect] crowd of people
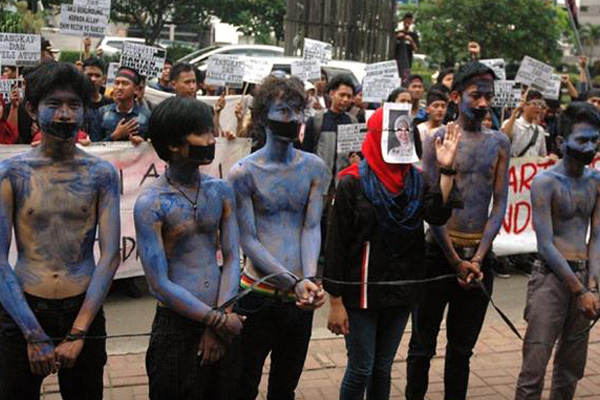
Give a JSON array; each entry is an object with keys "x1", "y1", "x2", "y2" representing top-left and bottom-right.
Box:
[{"x1": 0, "y1": 29, "x2": 599, "y2": 400}]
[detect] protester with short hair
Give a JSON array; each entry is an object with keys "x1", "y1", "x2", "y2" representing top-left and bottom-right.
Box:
[
  {"x1": 417, "y1": 89, "x2": 449, "y2": 142},
  {"x1": 438, "y1": 67, "x2": 454, "y2": 90},
  {"x1": 348, "y1": 84, "x2": 366, "y2": 123},
  {"x1": 388, "y1": 87, "x2": 413, "y2": 104},
  {"x1": 228, "y1": 76, "x2": 327, "y2": 400},
  {"x1": 325, "y1": 106, "x2": 460, "y2": 400},
  {"x1": 514, "y1": 102, "x2": 600, "y2": 400},
  {"x1": 99, "y1": 67, "x2": 150, "y2": 143},
  {"x1": 170, "y1": 62, "x2": 197, "y2": 98},
  {"x1": 405, "y1": 74, "x2": 425, "y2": 118},
  {"x1": 82, "y1": 57, "x2": 113, "y2": 142},
  {"x1": 135, "y1": 96, "x2": 244, "y2": 399},
  {"x1": 406, "y1": 62, "x2": 510, "y2": 400},
  {"x1": 502, "y1": 90, "x2": 548, "y2": 157},
  {"x1": 149, "y1": 59, "x2": 174, "y2": 93},
  {"x1": 0, "y1": 61, "x2": 120, "y2": 399},
  {"x1": 586, "y1": 88, "x2": 600, "y2": 113}
]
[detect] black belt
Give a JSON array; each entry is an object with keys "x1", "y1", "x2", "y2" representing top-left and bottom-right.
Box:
[{"x1": 24, "y1": 292, "x2": 86, "y2": 312}]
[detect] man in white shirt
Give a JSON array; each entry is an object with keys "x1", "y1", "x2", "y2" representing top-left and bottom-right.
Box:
[{"x1": 502, "y1": 90, "x2": 548, "y2": 157}]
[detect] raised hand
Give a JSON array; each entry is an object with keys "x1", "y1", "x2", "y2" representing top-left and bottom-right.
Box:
[{"x1": 435, "y1": 122, "x2": 462, "y2": 168}]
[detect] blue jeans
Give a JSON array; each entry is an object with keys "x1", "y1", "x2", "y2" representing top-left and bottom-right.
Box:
[{"x1": 340, "y1": 305, "x2": 411, "y2": 400}]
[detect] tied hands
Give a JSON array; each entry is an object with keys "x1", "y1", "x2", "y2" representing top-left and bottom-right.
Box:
[
  {"x1": 27, "y1": 328, "x2": 87, "y2": 376},
  {"x1": 198, "y1": 309, "x2": 246, "y2": 365},
  {"x1": 578, "y1": 288, "x2": 600, "y2": 320},
  {"x1": 294, "y1": 279, "x2": 325, "y2": 311},
  {"x1": 454, "y1": 258, "x2": 484, "y2": 290}
]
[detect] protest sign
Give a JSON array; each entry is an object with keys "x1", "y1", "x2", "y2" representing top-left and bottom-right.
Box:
[
  {"x1": 492, "y1": 80, "x2": 522, "y2": 109},
  {"x1": 515, "y1": 56, "x2": 554, "y2": 91},
  {"x1": 242, "y1": 57, "x2": 273, "y2": 85},
  {"x1": 205, "y1": 55, "x2": 245, "y2": 88},
  {"x1": 291, "y1": 59, "x2": 321, "y2": 81},
  {"x1": 365, "y1": 60, "x2": 399, "y2": 78},
  {"x1": 541, "y1": 74, "x2": 561, "y2": 101},
  {"x1": 120, "y1": 42, "x2": 166, "y2": 79},
  {"x1": 59, "y1": 4, "x2": 108, "y2": 38},
  {"x1": 106, "y1": 62, "x2": 120, "y2": 86},
  {"x1": 337, "y1": 123, "x2": 368, "y2": 154},
  {"x1": 362, "y1": 76, "x2": 401, "y2": 102},
  {"x1": 73, "y1": 0, "x2": 111, "y2": 13},
  {"x1": 480, "y1": 58, "x2": 506, "y2": 81},
  {"x1": 0, "y1": 139, "x2": 252, "y2": 279},
  {"x1": 0, "y1": 79, "x2": 18, "y2": 99},
  {"x1": 0, "y1": 33, "x2": 41, "y2": 66},
  {"x1": 382, "y1": 102, "x2": 418, "y2": 164},
  {"x1": 303, "y1": 38, "x2": 332, "y2": 65}
]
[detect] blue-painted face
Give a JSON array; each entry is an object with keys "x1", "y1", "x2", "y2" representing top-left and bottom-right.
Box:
[
  {"x1": 563, "y1": 123, "x2": 599, "y2": 165},
  {"x1": 37, "y1": 88, "x2": 84, "y2": 140},
  {"x1": 265, "y1": 99, "x2": 304, "y2": 141},
  {"x1": 459, "y1": 79, "x2": 494, "y2": 123}
]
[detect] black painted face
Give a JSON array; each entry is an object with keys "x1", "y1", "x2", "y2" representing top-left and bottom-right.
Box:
[
  {"x1": 265, "y1": 99, "x2": 304, "y2": 142},
  {"x1": 37, "y1": 89, "x2": 84, "y2": 141},
  {"x1": 460, "y1": 79, "x2": 494, "y2": 123},
  {"x1": 563, "y1": 123, "x2": 599, "y2": 165}
]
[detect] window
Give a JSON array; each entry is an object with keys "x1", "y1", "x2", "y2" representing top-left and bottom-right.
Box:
[{"x1": 580, "y1": 6, "x2": 588, "y2": 12}]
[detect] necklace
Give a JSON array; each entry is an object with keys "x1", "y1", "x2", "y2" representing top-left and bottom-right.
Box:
[{"x1": 165, "y1": 169, "x2": 201, "y2": 220}]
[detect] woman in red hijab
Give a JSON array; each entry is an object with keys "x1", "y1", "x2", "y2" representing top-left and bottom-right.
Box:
[
  {"x1": 323, "y1": 107, "x2": 462, "y2": 400},
  {"x1": 0, "y1": 95, "x2": 18, "y2": 144}
]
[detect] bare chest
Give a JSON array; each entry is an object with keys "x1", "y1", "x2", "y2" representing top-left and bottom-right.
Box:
[
  {"x1": 251, "y1": 171, "x2": 312, "y2": 215},
  {"x1": 162, "y1": 192, "x2": 222, "y2": 239},
  {"x1": 454, "y1": 139, "x2": 499, "y2": 181},
  {"x1": 552, "y1": 181, "x2": 597, "y2": 221}
]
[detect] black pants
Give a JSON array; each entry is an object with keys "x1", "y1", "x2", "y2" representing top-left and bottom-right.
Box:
[
  {"x1": 146, "y1": 305, "x2": 234, "y2": 400},
  {"x1": 234, "y1": 291, "x2": 314, "y2": 400},
  {"x1": 406, "y1": 242, "x2": 494, "y2": 400},
  {"x1": 0, "y1": 293, "x2": 107, "y2": 400}
]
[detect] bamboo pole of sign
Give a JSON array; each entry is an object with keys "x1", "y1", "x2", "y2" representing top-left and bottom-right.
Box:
[
  {"x1": 79, "y1": 38, "x2": 84, "y2": 62},
  {"x1": 501, "y1": 107, "x2": 506, "y2": 126}
]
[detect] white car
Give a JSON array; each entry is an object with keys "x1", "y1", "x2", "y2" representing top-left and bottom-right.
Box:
[
  {"x1": 178, "y1": 44, "x2": 285, "y2": 66},
  {"x1": 96, "y1": 36, "x2": 166, "y2": 57}
]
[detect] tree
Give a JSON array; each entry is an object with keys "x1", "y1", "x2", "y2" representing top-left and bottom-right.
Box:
[
  {"x1": 0, "y1": 0, "x2": 45, "y2": 33},
  {"x1": 405, "y1": 0, "x2": 562, "y2": 67},
  {"x1": 206, "y1": 0, "x2": 286, "y2": 44},
  {"x1": 580, "y1": 24, "x2": 600, "y2": 60}
]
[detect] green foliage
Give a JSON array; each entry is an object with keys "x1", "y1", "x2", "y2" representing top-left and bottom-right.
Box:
[
  {"x1": 406, "y1": 0, "x2": 562, "y2": 68},
  {"x1": 166, "y1": 44, "x2": 196, "y2": 61},
  {"x1": 58, "y1": 50, "x2": 82, "y2": 64},
  {"x1": 0, "y1": 1, "x2": 45, "y2": 33},
  {"x1": 580, "y1": 24, "x2": 600, "y2": 59}
]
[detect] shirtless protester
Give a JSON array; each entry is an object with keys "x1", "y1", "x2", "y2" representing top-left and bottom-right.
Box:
[
  {"x1": 134, "y1": 96, "x2": 244, "y2": 400},
  {"x1": 0, "y1": 62, "x2": 121, "y2": 399},
  {"x1": 406, "y1": 61, "x2": 510, "y2": 400},
  {"x1": 228, "y1": 76, "x2": 328, "y2": 400},
  {"x1": 514, "y1": 102, "x2": 600, "y2": 400}
]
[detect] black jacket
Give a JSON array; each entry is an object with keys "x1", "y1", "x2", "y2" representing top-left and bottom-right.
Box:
[{"x1": 323, "y1": 172, "x2": 459, "y2": 310}]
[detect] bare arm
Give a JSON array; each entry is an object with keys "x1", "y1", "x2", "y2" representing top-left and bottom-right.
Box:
[
  {"x1": 228, "y1": 164, "x2": 298, "y2": 289},
  {"x1": 300, "y1": 167, "x2": 325, "y2": 280},
  {"x1": 587, "y1": 177, "x2": 600, "y2": 290},
  {"x1": 216, "y1": 184, "x2": 240, "y2": 307},
  {"x1": 472, "y1": 135, "x2": 510, "y2": 263},
  {"x1": 501, "y1": 105, "x2": 523, "y2": 140}
]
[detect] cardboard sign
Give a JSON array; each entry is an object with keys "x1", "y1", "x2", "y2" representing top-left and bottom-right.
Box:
[
  {"x1": 337, "y1": 123, "x2": 368, "y2": 154},
  {"x1": 362, "y1": 76, "x2": 401, "y2": 103},
  {"x1": 106, "y1": 62, "x2": 120, "y2": 86},
  {"x1": 120, "y1": 42, "x2": 166, "y2": 79},
  {"x1": 291, "y1": 59, "x2": 321, "y2": 81},
  {"x1": 480, "y1": 58, "x2": 506, "y2": 81},
  {"x1": 492, "y1": 80, "x2": 522, "y2": 109},
  {"x1": 303, "y1": 38, "x2": 332, "y2": 65},
  {"x1": 365, "y1": 60, "x2": 399, "y2": 79},
  {"x1": 541, "y1": 74, "x2": 561, "y2": 101},
  {"x1": 73, "y1": 0, "x2": 111, "y2": 12},
  {"x1": 242, "y1": 57, "x2": 273, "y2": 85},
  {"x1": 59, "y1": 4, "x2": 108, "y2": 38},
  {"x1": 0, "y1": 33, "x2": 41, "y2": 66},
  {"x1": 0, "y1": 79, "x2": 18, "y2": 99},
  {"x1": 515, "y1": 56, "x2": 554, "y2": 91},
  {"x1": 382, "y1": 102, "x2": 418, "y2": 164},
  {"x1": 205, "y1": 55, "x2": 245, "y2": 88}
]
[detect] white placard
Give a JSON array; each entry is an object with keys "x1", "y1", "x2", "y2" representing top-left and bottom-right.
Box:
[
  {"x1": 205, "y1": 55, "x2": 245, "y2": 88},
  {"x1": 362, "y1": 76, "x2": 402, "y2": 103},
  {"x1": 303, "y1": 38, "x2": 332, "y2": 65},
  {"x1": 515, "y1": 56, "x2": 554, "y2": 91},
  {"x1": 0, "y1": 79, "x2": 18, "y2": 99},
  {"x1": 0, "y1": 33, "x2": 41, "y2": 66},
  {"x1": 73, "y1": 0, "x2": 111, "y2": 12},
  {"x1": 337, "y1": 123, "x2": 367, "y2": 154},
  {"x1": 480, "y1": 58, "x2": 506, "y2": 81},
  {"x1": 365, "y1": 60, "x2": 399, "y2": 79},
  {"x1": 242, "y1": 57, "x2": 273, "y2": 85},
  {"x1": 59, "y1": 4, "x2": 108, "y2": 38},
  {"x1": 106, "y1": 62, "x2": 120, "y2": 86},
  {"x1": 541, "y1": 74, "x2": 561, "y2": 101},
  {"x1": 120, "y1": 42, "x2": 166, "y2": 79},
  {"x1": 382, "y1": 102, "x2": 418, "y2": 164},
  {"x1": 492, "y1": 80, "x2": 522, "y2": 109},
  {"x1": 291, "y1": 59, "x2": 321, "y2": 81}
]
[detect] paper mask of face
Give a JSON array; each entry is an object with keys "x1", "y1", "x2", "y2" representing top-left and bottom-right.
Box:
[
  {"x1": 41, "y1": 121, "x2": 79, "y2": 140},
  {"x1": 267, "y1": 119, "x2": 301, "y2": 141},
  {"x1": 188, "y1": 143, "x2": 215, "y2": 164},
  {"x1": 566, "y1": 145, "x2": 596, "y2": 165}
]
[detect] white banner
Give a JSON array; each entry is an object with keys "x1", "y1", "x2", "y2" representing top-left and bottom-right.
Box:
[
  {"x1": 242, "y1": 57, "x2": 273, "y2": 85},
  {"x1": 0, "y1": 140, "x2": 252, "y2": 279},
  {"x1": 205, "y1": 55, "x2": 245, "y2": 88},
  {"x1": 73, "y1": 0, "x2": 111, "y2": 13},
  {"x1": 541, "y1": 74, "x2": 561, "y2": 101},
  {"x1": 492, "y1": 80, "x2": 522, "y2": 109},
  {"x1": 480, "y1": 58, "x2": 506, "y2": 81},
  {"x1": 0, "y1": 33, "x2": 41, "y2": 66},
  {"x1": 0, "y1": 79, "x2": 17, "y2": 99},
  {"x1": 291, "y1": 59, "x2": 321, "y2": 81},
  {"x1": 362, "y1": 75, "x2": 402, "y2": 103},
  {"x1": 59, "y1": 4, "x2": 108, "y2": 38},
  {"x1": 365, "y1": 60, "x2": 399, "y2": 79},
  {"x1": 337, "y1": 123, "x2": 367, "y2": 154},
  {"x1": 493, "y1": 155, "x2": 600, "y2": 256},
  {"x1": 515, "y1": 56, "x2": 554, "y2": 91},
  {"x1": 120, "y1": 42, "x2": 166, "y2": 79},
  {"x1": 303, "y1": 38, "x2": 332, "y2": 65}
]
